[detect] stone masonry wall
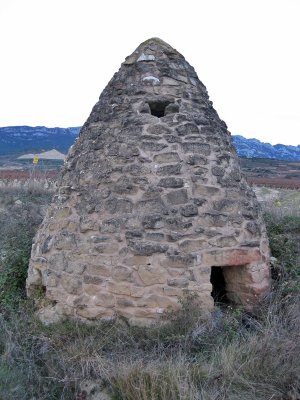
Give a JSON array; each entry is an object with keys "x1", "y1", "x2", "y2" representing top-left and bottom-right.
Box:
[{"x1": 27, "y1": 38, "x2": 270, "y2": 325}]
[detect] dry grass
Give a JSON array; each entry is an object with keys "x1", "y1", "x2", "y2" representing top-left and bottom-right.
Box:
[
  {"x1": 254, "y1": 186, "x2": 300, "y2": 217},
  {"x1": 0, "y1": 287, "x2": 298, "y2": 399}
]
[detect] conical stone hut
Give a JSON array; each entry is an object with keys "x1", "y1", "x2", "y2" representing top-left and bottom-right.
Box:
[{"x1": 27, "y1": 38, "x2": 271, "y2": 325}]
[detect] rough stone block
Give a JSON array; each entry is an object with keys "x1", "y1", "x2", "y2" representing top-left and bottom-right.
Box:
[
  {"x1": 165, "y1": 103, "x2": 180, "y2": 114},
  {"x1": 26, "y1": 266, "x2": 42, "y2": 289},
  {"x1": 214, "y1": 236, "x2": 238, "y2": 247},
  {"x1": 123, "y1": 255, "x2": 151, "y2": 267},
  {"x1": 56, "y1": 207, "x2": 72, "y2": 218},
  {"x1": 101, "y1": 217, "x2": 126, "y2": 233},
  {"x1": 202, "y1": 248, "x2": 262, "y2": 267},
  {"x1": 107, "y1": 281, "x2": 132, "y2": 296},
  {"x1": 76, "y1": 306, "x2": 115, "y2": 320},
  {"x1": 142, "y1": 214, "x2": 164, "y2": 229},
  {"x1": 93, "y1": 292, "x2": 115, "y2": 308},
  {"x1": 166, "y1": 189, "x2": 188, "y2": 205},
  {"x1": 61, "y1": 274, "x2": 82, "y2": 295},
  {"x1": 137, "y1": 294, "x2": 179, "y2": 309},
  {"x1": 176, "y1": 123, "x2": 199, "y2": 136},
  {"x1": 180, "y1": 204, "x2": 198, "y2": 217},
  {"x1": 83, "y1": 275, "x2": 103, "y2": 285},
  {"x1": 94, "y1": 242, "x2": 120, "y2": 254},
  {"x1": 43, "y1": 269, "x2": 59, "y2": 287},
  {"x1": 141, "y1": 142, "x2": 167, "y2": 152},
  {"x1": 165, "y1": 217, "x2": 193, "y2": 230},
  {"x1": 138, "y1": 264, "x2": 168, "y2": 285},
  {"x1": 167, "y1": 277, "x2": 189, "y2": 287},
  {"x1": 136, "y1": 198, "x2": 167, "y2": 214},
  {"x1": 116, "y1": 297, "x2": 136, "y2": 307},
  {"x1": 130, "y1": 285, "x2": 164, "y2": 298},
  {"x1": 160, "y1": 253, "x2": 195, "y2": 268},
  {"x1": 162, "y1": 286, "x2": 183, "y2": 296},
  {"x1": 158, "y1": 177, "x2": 184, "y2": 188},
  {"x1": 211, "y1": 166, "x2": 225, "y2": 177},
  {"x1": 193, "y1": 184, "x2": 220, "y2": 196},
  {"x1": 179, "y1": 239, "x2": 206, "y2": 252},
  {"x1": 186, "y1": 154, "x2": 207, "y2": 165},
  {"x1": 145, "y1": 233, "x2": 165, "y2": 241},
  {"x1": 129, "y1": 240, "x2": 168, "y2": 256},
  {"x1": 113, "y1": 176, "x2": 138, "y2": 195},
  {"x1": 112, "y1": 265, "x2": 133, "y2": 281},
  {"x1": 182, "y1": 142, "x2": 211, "y2": 155},
  {"x1": 85, "y1": 264, "x2": 111, "y2": 277},
  {"x1": 156, "y1": 164, "x2": 182, "y2": 175},
  {"x1": 153, "y1": 152, "x2": 181, "y2": 163},
  {"x1": 147, "y1": 124, "x2": 172, "y2": 135},
  {"x1": 105, "y1": 198, "x2": 133, "y2": 214}
]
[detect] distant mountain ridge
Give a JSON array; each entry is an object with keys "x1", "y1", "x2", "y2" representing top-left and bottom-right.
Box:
[
  {"x1": 0, "y1": 126, "x2": 300, "y2": 161},
  {"x1": 0, "y1": 126, "x2": 80, "y2": 155},
  {"x1": 232, "y1": 135, "x2": 300, "y2": 160}
]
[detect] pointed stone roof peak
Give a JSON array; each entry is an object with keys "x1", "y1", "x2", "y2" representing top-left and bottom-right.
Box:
[
  {"x1": 124, "y1": 37, "x2": 182, "y2": 65},
  {"x1": 139, "y1": 37, "x2": 175, "y2": 49}
]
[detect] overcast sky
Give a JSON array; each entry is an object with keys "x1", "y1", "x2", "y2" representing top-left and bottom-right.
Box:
[{"x1": 0, "y1": 0, "x2": 299, "y2": 145}]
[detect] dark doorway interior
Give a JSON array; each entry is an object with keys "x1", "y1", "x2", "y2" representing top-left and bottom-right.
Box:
[
  {"x1": 147, "y1": 100, "x2": 171, "y2": 118},
  {"x1": 210, "y1": 266, "x2": 229, "y2": 304}
]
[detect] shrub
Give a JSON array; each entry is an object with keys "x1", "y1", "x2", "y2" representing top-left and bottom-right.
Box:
[
  {"x1": 264, "y1": 213, "x2": 300, "y2": 296},
  {"x1": 0, "y1": 187, "x2": 52, "y2": 308}
]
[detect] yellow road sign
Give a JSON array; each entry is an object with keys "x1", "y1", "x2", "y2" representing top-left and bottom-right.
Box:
[{"x1": 33, "y1": 155, "x2": 39, "y2": 164}]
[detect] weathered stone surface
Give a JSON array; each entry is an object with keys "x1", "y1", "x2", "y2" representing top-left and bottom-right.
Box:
[
  {"x1": 153, "y1": 152, "x2": 181, "y2": 163},
  {"x1": 136, "y1": 198, "x2": 167, "y2": 214},
  {"x1": 158, "y1": 177, "x2": 184, "y2": 188},
  {"x1": 76, "y1": 306, "x2": 114, "y2": 320},
  {"x1": 147, "y1": 124, "x2": 171, "y2": 135},
  {"x1": 186, "y1": 154, "x2": 208, "y2": 166},
  {"x1": 101, "y1": 217, "x2": 126, "y2": 233},
  {"x1": 112, "y1": 265, "x2": 133, "y2": 281},
  {"x1": 107, "y1": 282, "x2": 132, "y2": 296},
  {"x1": 176, "y1": 123, "x2": 199, "y2": 136},
  {"x1": 27, "y1": 37, "x2": 270, "y2": 325},
  {"x1": 167, "y1": 277, "x2": 189, "y2": 287},
  {"x1": 182, "y1": 142, "x2": 211, "y2": 155},
  {"x1": 160, "y1": 253, "x2": 195, "y2": 268},
  {"x1": 165, "y1": 103, "x2": 180, "y2": 114},
  {"x1": 137, "y1": 294, "x2": 179, "y2": 308},
  {"x1": 145, "y1": 232, "x2": 165, "y2": 241},
  {"x1": 179, "y1": 239, "x2": 207, "y2": 252},
  {"x1": 141, "y1": 214, "x2": 164, "y2": 229},
  {"x1": 166, "y1": 189, "x2": 188, "y2": 205},
  {"x1": 105, "y1": 198, "x2": 133, "y2": 214},
  {"x1": 211, "y1": 166, "x2": 225, "y2": 177},
  {"x1": 83, "y1": 275, "x2": 103, "y2": 285},
  {"x1": 214, "y1": 235, "x2": 238, "y2": 247},
  {"x1": 85, "y1": 264, "x2": 111, "y2": 277},
  {"x1": 138, "y1": 264, "x2": 168, "y2": 285},
  {"x1": 61, "y1": 274, "x2": 82, "y2": 295},
  {"x1": 202, "y1": 248, "x2": 262, "y2": 266},
  {"x1": 141, "y1": 142, "x2": 167, "y2": 152},
  {"x1": 180, "y1": 204, "x2": 198, "y2": 217},
  {"x1": 165, "y1": 217, "x2": 193, "y2": 230},
  {"x1": 193, "y1": 184, "x2": 220, "y2": 196},
  {"x1": 129, "y1": 240, "x2": 168, "y2": 256},
  {"x1": 156, "y1": 164, "x2": 182, "y2": 175}
]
